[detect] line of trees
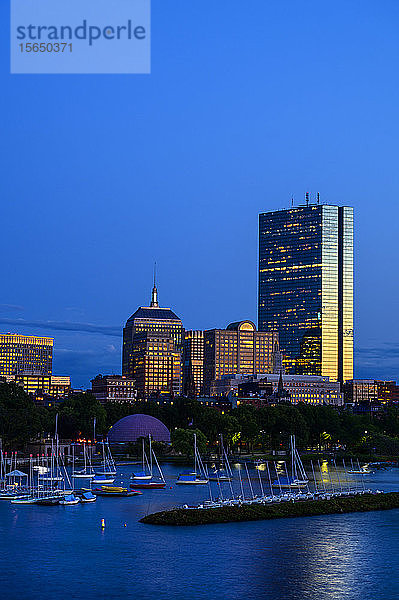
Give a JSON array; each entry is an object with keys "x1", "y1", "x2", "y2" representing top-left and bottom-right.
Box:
[{"x1": 2, "y1": 383, "x2": 399, "y2": 457}]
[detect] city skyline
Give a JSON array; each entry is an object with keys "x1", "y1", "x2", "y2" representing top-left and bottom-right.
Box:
[
  {"x1": 0, "y1": 194, "x2": 394, "y2": 388},
  {"x1": 2, "y1": 1, "x2": 398, "y2": 387}
]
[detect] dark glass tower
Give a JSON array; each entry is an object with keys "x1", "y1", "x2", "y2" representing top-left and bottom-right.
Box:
[{"x1": 258, "y1": 204, "x2": 353, "y2": 382}]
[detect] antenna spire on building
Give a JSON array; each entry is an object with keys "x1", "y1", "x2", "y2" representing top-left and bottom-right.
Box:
[{"x1": 150, "y1": 262, "x2": 159, "y2": 307}]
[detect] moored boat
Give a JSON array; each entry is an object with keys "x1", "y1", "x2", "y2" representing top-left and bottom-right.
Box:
[
  {"x1": 92, "y1": 476, "x2": 115, "y2": 485},
  {"x1": 11, "y1": 496, "x2": 37, "y2": 504},
  {"x1": 130, "y1": 481, "x2": 166, "y2": 489},
  {"x1": 80, "y1": 491, "x2": 97, "y2": 503},
  {"x1": 176, "y1": 433, "x2": 209, "y2": 485},
  {"x1": 93, "y1": 486, "x2": 142, "y2": 497},
  {"x1": 176, "y1": 472, "x2": 209, "y2": 485},
  {"x1": 36, "y1": 497, "x2": 60, "y2": 506},
  {"x1": 59, "y1": 493, "x2": 80, "y2": 505}
]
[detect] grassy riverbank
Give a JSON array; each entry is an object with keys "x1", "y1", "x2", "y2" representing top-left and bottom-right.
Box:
[{"x1": 140, "y1": 492, "x2": 399, "y2": 526}]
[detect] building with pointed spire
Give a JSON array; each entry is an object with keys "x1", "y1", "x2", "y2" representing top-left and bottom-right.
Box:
[{"x1": 122, "y1": 283, "x2": 184, "y2": 399}]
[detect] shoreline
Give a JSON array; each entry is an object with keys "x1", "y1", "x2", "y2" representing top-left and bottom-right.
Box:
[{"x1": 140, "y1": 492, "x2": 399, "y2": 526}]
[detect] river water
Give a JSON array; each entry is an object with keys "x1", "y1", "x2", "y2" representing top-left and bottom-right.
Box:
[{"x1": 1, "y1": 463, "x2": 399, "y2": 600}]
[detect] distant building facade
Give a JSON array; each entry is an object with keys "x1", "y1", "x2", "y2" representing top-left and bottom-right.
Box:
[
  {"x1": 344, "y1": 380, "x2": 399, "y2": 404},
  {"x1": 203, "y1": 320, "x2": 278, "y2": 395},
  {"x1": 0, "y1": 333, "x2": 53, "y2": 377},
  {"x1": 183, "y1": 330, "x2": 204, "y2": 396},
  {"x1": 122, "y1": 284, "x2": 184, "y2": 399},
  {"x1": 213, "y1": 373, "x2": 343, "y2": 406},
  {"x1": 258, "y1": 204, "x2": 354, "y2": 382},
  {"x1": 91, "y1": 374, "x2": 136, "y2": 404},
  {"x1": 15, "y1": 373, "x2": 70, "y2": 399}
]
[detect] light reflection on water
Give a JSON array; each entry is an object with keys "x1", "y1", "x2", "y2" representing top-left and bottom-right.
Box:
[{"x1": 0, "y1": 464, "x2": 398, "y2": 600}]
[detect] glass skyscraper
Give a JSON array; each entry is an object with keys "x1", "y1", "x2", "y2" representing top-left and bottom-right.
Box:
[{"x1": 258, "y1": 204, "x2": 353, "y2": 382}]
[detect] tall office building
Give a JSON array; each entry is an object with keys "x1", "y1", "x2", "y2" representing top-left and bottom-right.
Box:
[
  {"x1": 258, "y1": 203, "x2": 353, "y2": 382},
  {"x1": 122, "y1": 283, "x2": 184, "y2": 398},
  {"x1": 183, "y1": 330, "x2": 204, "y2": 396},
  {"x1": 203, "y1": 320, "x2": 278, "y2": 394},
  {"x1": 0, "y1": 333, "x2": 53, "y2": 377}
]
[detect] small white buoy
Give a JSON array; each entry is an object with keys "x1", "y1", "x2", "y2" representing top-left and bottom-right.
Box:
[{"x1": 101, "y1": 518, "x2": 105, "y2": 529}]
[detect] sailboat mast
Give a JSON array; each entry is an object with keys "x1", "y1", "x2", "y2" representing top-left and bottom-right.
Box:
[
  {"x1": 149, "y1": 435, "x2": 153, "y2": 477},
  {"x1": 194, "y1": 433, "x2": 197, "y2": 476}
]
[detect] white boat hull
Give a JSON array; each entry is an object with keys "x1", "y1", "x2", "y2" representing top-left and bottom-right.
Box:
[
  {"x1": 92, "y1": 478, "x2": 115, "y2": 485},
  {"x1": 176, "y1": 480, "x2": 209, "y2": 485}
]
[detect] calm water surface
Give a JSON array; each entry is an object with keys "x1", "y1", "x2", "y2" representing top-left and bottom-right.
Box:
[{"x1": 1, "y1": 464, "x2": 399, "y2": 600}]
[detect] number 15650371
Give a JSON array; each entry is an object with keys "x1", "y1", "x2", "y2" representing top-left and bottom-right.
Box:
[{"x1": 19, "y1": 42, "x2": 73, "y2": 53}]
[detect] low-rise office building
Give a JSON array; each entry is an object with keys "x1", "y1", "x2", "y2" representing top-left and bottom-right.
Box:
[
  {"x1": 213, "y1": 373, "x2": 343, "y2": 406},
  {"x1": 15, "y1": 372, "x2": 71, "y2": 399},
  {"x1": 91, "y1": 374, "x2": 136, "y2": 404},
  {"x1": 344, "y1": 379, "x2": 399, "y2": 404}
]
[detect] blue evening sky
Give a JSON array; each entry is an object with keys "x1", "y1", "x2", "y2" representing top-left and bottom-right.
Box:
[{"x1": 1, "y1": 0, "x2": 398, "y2": 387}]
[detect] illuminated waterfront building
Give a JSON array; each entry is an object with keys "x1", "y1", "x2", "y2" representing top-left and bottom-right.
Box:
[
  {"x1": 183, "y1": 330, "x2": 204, "y2": 396},
  {"x1": 0, "y1": 333, "x2": 53, "y2": 377},
  {"x1": 203, "y1": 320, "x2": 277, "y2": 395},
  {"x1": 122, "y1": 283, "x2": 184, "y2": 398},
  {"x1": 258, "y1": 202, "x2": 353, "y2": 382}
]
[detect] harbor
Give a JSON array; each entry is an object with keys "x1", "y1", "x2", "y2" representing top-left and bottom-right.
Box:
[{"x1": 1, "y1": 459, "x2": 399, "y2": 600}]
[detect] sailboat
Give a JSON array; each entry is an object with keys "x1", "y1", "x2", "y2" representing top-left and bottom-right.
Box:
[
  {"x1": 93, "y1": 441, "x2": 116, "y2": 484},
  {"x1": 290, "y1": 435, "x2": 309, "y2": 485},
  {"x1": 272, "y1": 435, "x2": 308, "y2": 489},
  {"x1": 72, "y1": 442, "x2": 95, "y2": 479},
  {"x1": 95, "y1": 440, "x2": 117, "y2": 476},
  {"x1": 176, "y1": 433, "x2": 209, "y2": 485},
  {"x1": 131, "y1": 438, "x2": 153, "y2": 480},
  {"x1": 130, "y1": 436, "x2": 166, "y2": 489},
  {"x1": 208, "y1": 435, "x2": 233, "y2": 482}
]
